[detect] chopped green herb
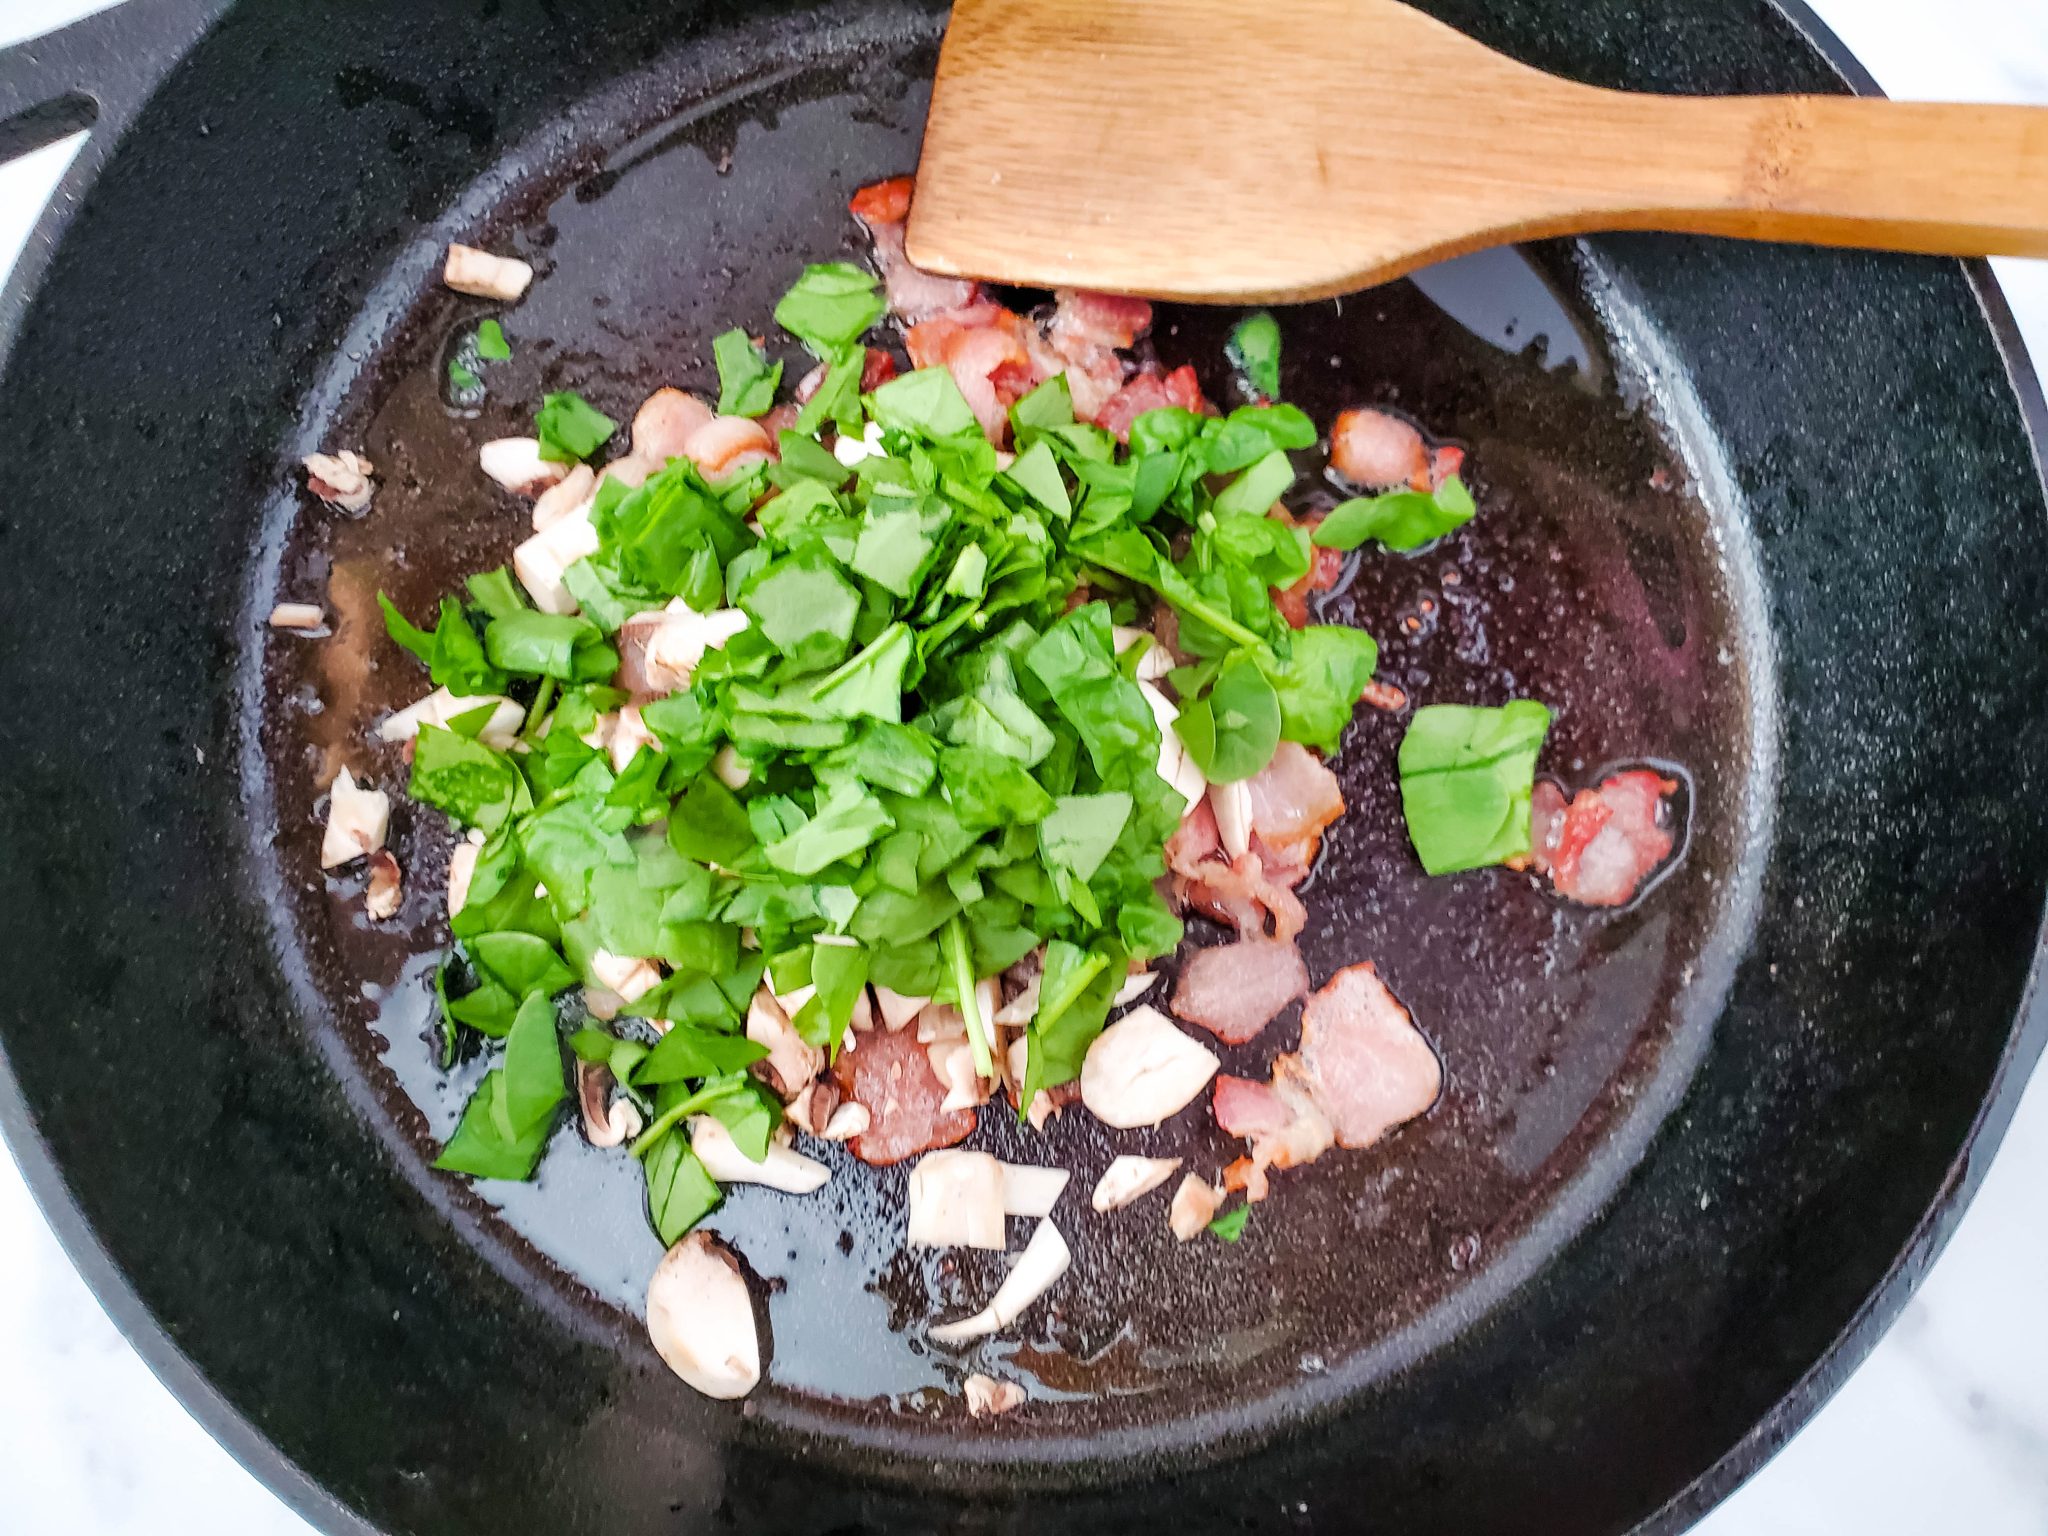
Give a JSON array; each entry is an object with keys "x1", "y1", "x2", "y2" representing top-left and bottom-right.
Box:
[
  {"x1": 1208, "y1": 1202, "x2": 1252, "y2": 1242},
  {"x1": 712, "y1": 327, "x2": 782, "y2": 417},
  {"x1": 535, "y1": 391, "x2": 618, "y2": 463},
  {"x1": 1315, "y1": 475, "x2": 1477, "y2": 553},
  {"x1": 475, "y1": 318, "x2": 512, "y2": 362},
  {"x1": 1397, "y1": 700, "x2": 1551, "y2": 874},
  {"x1": 1226, "y1": 312, "x2": 1282, "y2": 399}
]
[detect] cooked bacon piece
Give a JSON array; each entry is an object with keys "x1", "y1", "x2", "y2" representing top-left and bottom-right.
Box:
[
  {"x1": 1529, "y1": 770, "x2": 1679, "y2": 907},
  {"x1": 1275, "y1": 542, "x2": 1346, "y2": 628},
  {"x1": 831, "y1": 1017, "x2": 976, "y2": 1166},
  {"x1": 1049, "y1": 289, "x2": 1154, "y2": 351},
  {"x1": 1093, "y1": 364, "x2": 1207, "y2": 441},
  {"x1": 1171, "y1": 938, "x2": 1309, "y2": 1045},
  {"x1": 1165, "y1": 799, "x2": 1310, "y2": 942},
  {"x1": 1359, "y1": 680, "x2": 1408, "y2": 712},
  {"x1": 1429, "y1": 443, "x2": 1466, "y2": 489},
  {"x1": 632, "y1": 388, "x2": 715, "y2": 465},
  {"x1": 1213, "y1": 1061, "x2": 1334, "y2": 1202},
  {"x1": 683, "y1": 414, "x2": 776, "y2": 478},
  {"x1": 1330, "y1": 407, "x2": 1429, "y2": 490},
  {"x1": 905, "y1": 302, "x2": 1042, "y2": 444},
  {"x1": 1243, "y1": 742, "x2": 1345, "y2": 874},
  {"x1": 1215, "y1": 963, "x2": 1439, "y2": 1200},
  {"x1": 861, "y1": 347, "x2": 899, "y2": 390},
  {"x1": 849, "y1": 176, "x2": 983, "y2": 324}
]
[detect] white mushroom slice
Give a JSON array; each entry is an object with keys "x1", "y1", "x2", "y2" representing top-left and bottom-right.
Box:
[
  {"x1": 964, "y1": 1374, "x2": 1026, "y2": 1417},
  {"x1": 319, "y1": 768, "x2": 390, "y2": 869},
  {"x1": 303, "y1": 450, "x2": 374, "y2": 511},
  {"x1": 1005, "y1": 1037, "x2": 1062, "y2": 1131},
  {"x1": 443, "y1": 243, "x2": 534, "y2": 302},
  {"x1": 446, "y1": 831, "x2": 483, "y2": 918},
  {"x1": 712, "y1": 744, "x2": 752, "y2": 789},
  {"x1": 513, "y1": 503, "x2": 601, "y2": 615},
  {"x1": 640, "y1": 602, "x2": 752, "y2": 693},
  {"x1": 478, "y1": 436, "x2": 566, "y2": 495},
  {"x1": 994, "y1": 971, "x2": 1041, "y2": 1026},
  {"x1": 746, "y1": 989, "x2": 822, "y2": 1101},
  {"x1": 590, "y1": 949, "x2": 660, "y2": 1005},
  {"x1": 1112, "y1": 625, "x2": 1172, "y2": 682},
  {"x1": 1112, "y1": 970, "x2": 1158, "y2": 1007},
  {"x1": 1091, "y1": 1155, "x2": 1183, "y2": 1212},
  {"x1": 646, "y1": 1232, "x2": 759, "y2": 1398},
  {"x1": 1169, "y1": 1174, "x2": 1222, "y2": 1241},
  {"x1": 906, "y1": 1149, "x2": 1007, "y2": 1250},
  {"x1": 689, "y1": 1116, "x2": 830, "y2": 1195},
  {"x1": 1138, "y1": 680, "x2": 1208, "y2": 811},
  {"x1": 583, "y1": 985, "x2": 627, "y2": 1023},
  {"x1": 363, "y1": 849, "x2": 403, "y2": 920},
  {"x1": 820, "y1": 1101, "x2": 870, "y2": 1141},
  {"x1": 1001, "y1": 1163, "x2": 1070, "y2": 1219},
  {"x1": 1211, "y1": 779, "x2": 1255, "y2": 861},
  {"x1": 578, "y1": 1062, "x2": 644, "y2": 1149},
  {"x1": 916, "y1": 1002, "x2": 966, "y2": 1044},
  {"x1": 873, "y1": 986, "x2": 929, "y2": 1032},
  {"x1": 268, "y1": 602, "x2": 325, "y2": 631},
  {"x1": 1079, "y1": 1004, "x2": 1220, "y2": 1130},
  {"x1": 929, "y1": 1220, "x2": 1073, "y2": 1345},
  {"x1": 608, "y1": 703, "x2": 659, "y2": 773},
  {"x1": 930, "y1": 1039, "x2": 990, "y2": 1114},
  {"x1": 832, "y1": 420, "x2": 887, "y2": 466},
  {"x1": 531, "y1": 463, "x2": 595, "y2": 531},
  {"x1": 378, "y1": 687, "x2": 525, "y2": 750}
]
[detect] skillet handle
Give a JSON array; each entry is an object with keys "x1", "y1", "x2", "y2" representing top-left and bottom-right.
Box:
[{"x1": 0, "y1": 0, "x2": 229, "y2": 165}]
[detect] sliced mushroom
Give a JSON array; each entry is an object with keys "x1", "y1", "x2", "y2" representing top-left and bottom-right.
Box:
[
  {"x1": 785, "y1": 1079, "x2": 841, "y2": 1137},
  {"x1": 1112, "y1": 969, "x2": 1158, "y2": 1007},
  {"x1": 531, "y1": 463, "x2": 595, "y2": 531},
  {"x1": 583, "y1": 985, "x2": 628, "y2": 1023},
  {"x1": 363, "y1": 849, "x2": 403, "y2": 920},
  {"x1": 646, "y1": 1232, "x2": 759, "y2": 1398},
  {"x1": 820, "y1": 1101, "x2": 870, "y2": 1141},
  {"x1": 906, "y1": 1149, "x2": 1007, "y2": 1250},
  {"x1": 303, "y1": 449, "x2": 374, "y2": 512},
  {"x1": 690, "y1": 1116, "x2": 830, "y2": 1194},
  {"x1": 1001, "y1": 1163, "x2": 1070, "y2": 1218},
  {"x1": 478, "y1": 436, "x2": 567, "y2": 495},
  {"x1": 443, "y1": 243, "x2": 534, "y2": 302},
  {"x1": 1092, "y1": 1155, "x2": 1182, "y2": 1212},
  {"x1": 578, "y1": 1062, "x2": 644, "y2": 1149},
  {"x1": 608, "y1": 702, "x2": 659, "y2": 773},
  {"x1": 446, "y1": 831, "x2": 483, "y2": 918},
  {"x1": 1168, "y1": 1174, "x2": 1221, "y2": 1241},
  {"x1": 928, "y1": 1219, "x2": 1072, "y2": 1345},
  {"x1": 916, "y1": 1002, "x2": 966, "y2": 1044},
  {"x1": 512, "y1": 503, "x2": 601, "y2": 615},
  {"x1": 963, "y1": 1374, "x2": 1026, "y2": 1417},
  {"x1": 712, "y1": 744, "x2": 752, "y2": 790},
  {"x1": 994, "y1": 971, "x2": 1041, "y2": 1026},
  {"x1": 319, "y1": 767, "x2": 390, "y2": 869},
  {"x1": 630, "y1": 602, "x2": 752, "y2": 694},
  {"x1": 1211, "y1": 779, "x2": 1254, "y2": 861},
  {"x1": 1112, "y1": 625, "x2": 1172, "y2": 682},
  {"x1": 746, "y1": 989, "x2": 823, "y2": 1102},
  {"x1": 1078, "y1": 1004, "x2": 1220, "y2": 1130},
  {"x1": 378, "y1": 686, "x2": 525, "y2": 750},
  {"x1": 589, "y1": 949, "x2": 660, "y2": 1006},
  {"x1": 872, "y1": 985, "x2": 928, "y2": 1032},
  {"x1": 1138, "y1": 680, "x2": 1208, "y2": 811},
  {"x1": 929, "y1": 1039, "x2": 991, "y2": 1115},
  {"x1": 268, "y1": 601, "x2": 325, "y2": 632}
]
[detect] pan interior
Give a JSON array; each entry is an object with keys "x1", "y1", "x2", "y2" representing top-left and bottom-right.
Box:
[{"x1": 245, "y1": 8, "x2": 1774, "y2": 1469}]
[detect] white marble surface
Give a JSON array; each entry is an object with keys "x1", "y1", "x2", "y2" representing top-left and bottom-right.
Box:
[{"x1": 2, "y1": 2, "x2": 2046, "y2": 1531}]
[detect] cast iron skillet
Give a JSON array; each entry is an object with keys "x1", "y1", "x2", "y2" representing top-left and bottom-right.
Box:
[{"x1": 1, "y1": 1, "x2": 2045, "y2": 1533}]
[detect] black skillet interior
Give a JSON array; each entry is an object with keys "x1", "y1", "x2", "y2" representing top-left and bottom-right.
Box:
[{"x1": 0, "y1": 2, "x2": 2045, "y2": 1534}]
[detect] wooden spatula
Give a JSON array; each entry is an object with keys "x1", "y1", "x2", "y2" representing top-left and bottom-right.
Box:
[{"x1": 905, "y1": 0, "x2": 2048, "y2": 302}]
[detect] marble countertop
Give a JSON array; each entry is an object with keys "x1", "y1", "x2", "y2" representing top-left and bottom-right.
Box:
[{"x1": 4, "y1": 2, "x2": 2046, "y2": 1531}]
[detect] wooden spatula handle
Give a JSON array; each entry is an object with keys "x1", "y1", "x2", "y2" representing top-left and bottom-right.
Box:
[{"x1": 1555, "y1": 94, "x2": 2048, "y2": 261}]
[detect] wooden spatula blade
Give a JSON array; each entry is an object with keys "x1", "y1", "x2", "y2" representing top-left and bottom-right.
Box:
[
  {"x1": 905, "y1": 0, "x2": 1592, "y2": 301},
  {"x1": 907, "y1": 0, "x2": 2048, "y2": 303}
]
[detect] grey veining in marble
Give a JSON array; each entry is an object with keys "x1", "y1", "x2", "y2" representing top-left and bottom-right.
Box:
[{"x1": 1, "y1": 1, "x2": 2045, "y2": 1531}]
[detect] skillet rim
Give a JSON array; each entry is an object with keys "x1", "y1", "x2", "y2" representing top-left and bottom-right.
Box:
[{"x1": 0, "y1": 2, "x2": 2041, "y2": 1533}]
